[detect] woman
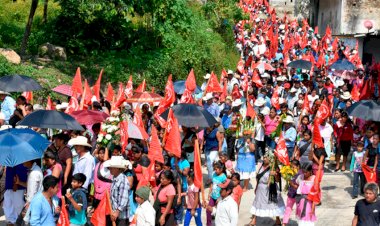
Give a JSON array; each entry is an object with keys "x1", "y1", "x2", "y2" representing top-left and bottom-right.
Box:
[
  {"x1": 319, "y1": 119, "x2": 334, "y2": 159},
  {"x1": 132, "y1": 145, "x2": 151, "y2": 181},
  {"x1": 249, "y1": 151, "x2": 285, "y2": 226},
  {"x1": 92, "y1": 147, "x2": 112, "y2": 209},
  {"x1": 43, "y1": 149, "x2": 63, "y2": 198},
  {"x1": 153, "y1": 170, "x2": 176, "y2": 226},
  {"x1": 310, "y1": 145, "x2": 328, "y2": 182},
  {"x1": 333, "y1": 112, "x2": 353, "y2": 171},
  {"x1": 293, "y1": 100, "x2": 304, "y2": 128},
  {"x1": 53, "y1": 133, "x2": 73, "y2": 194},
  {"x1": 265, "y1": 107, "x2": 279, "y2": 149},
  {"x1": 297, "y1": 116, "x2": 311, "y2": 140},
  {"x1": 294, "y1": 129, "x2": 312, "y2": 165},
  {"x1": 204, "y1": 125, "x2": 221, "y2": 183},
  {"x1": 235, "y1": 137, "x2": 256, "y2": 192}
]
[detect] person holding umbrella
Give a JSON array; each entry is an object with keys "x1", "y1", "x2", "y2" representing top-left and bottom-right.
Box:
[{"x1": 0, "y1": 91, "x2": 16, "y2": 124}]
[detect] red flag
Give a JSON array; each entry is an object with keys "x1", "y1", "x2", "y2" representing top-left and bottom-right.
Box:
[
  {"x1": 241, "y1": 73, "x2": 249, "y2": 92},
  {"x1": 252, "y1": 70, "x2": 263, "y2": 88},
  {"x1": 71, "y1": 67, "x2": 83, "y2": 96},
  {"x1": 124, "y1": 75, "x2": 133, "y2": 98},
  {"x1": 193, "y1": 139, "x2": 203, "y2": 189},
  {"x1": 180, "y1": 69, "x2": 196, "y2": 104},
  {"x1": 275, "y1": 133, "x2": 289, "y2": 165},
  {"x1": 65, "y1": 96, "x2": 79, "y2": 114},
  {"x1": 220, "y1": 69, "x2": 228, "y2": 83},
  {"x1": 93, "y1": 69, "x2": 103, "y2": 101},
  {"x1": 231, "y1": 85, "x2": 242, "y2": 100},
  {"x1": 57, "y1": 197, "x2": 69, "y2": 226},
  {"x1": 302, "y1": 93, "x2": 311, "y2": 114},
  {"x1": 155, "y1": 75, "x2": 176, "y2": 127},
  {"x1": 133, "y1": 105, "x2": 144, "y2": 129},
  {"x1": 331, "y1": 37, "x2": 339, "y2": 52},
  {"x1": 46, "y1": 96, "x2": 53, "y2": 110},
  {"x1": 115, "y1": 83, "x2": 126, "y2": 108},
  {"x1": 22, "y1": 91, "x2": 33, "y2": 103},
  {"x1": 314, "y1": 26, "x2": 319, "y2": 34},
  {"x1": 219, "y1": 80, "x2": 228, "y2": 102},
  {"x1": 91, "y1": 191, "x2": 112, "y2": 226},
  {"x1": 325, "y1": 25, "x2": 332, "y2": 40},
  {"x1": 148, "y1": 126, "x2": 164, "y2": 163},
  {"x1": 246, "y1": 100, "x2": 256, "y2": 119},
  {"x1": 359, "y1": 79, "x2": 371, "y2": 100},
  {"x1": 307, "y1": 172, "x2": 321, "y2": 204},
  {"x1": 237, "y1": 57, "x2": 245, "y2": 74},
  {"x1": 135, "y1": 79, "x2": 146, "y2": 93},
  {"x1": 164, "y1": 109, "x2": 181, "y2": 158},
  {"x1": 313, "y1": 121, "x2": 324, "y2": 148},
  {"x1": 315, "y1": 99, "x2": 329, "y2": 123},
  {"x1": 205, "y1": 72, "x2": 223, "y2": 93},
  {"x1": 271, "y1": 86, "x2": 280, "y2": 110},
  {"x1": 362, "y1": 164, "x2": 377, "y2": 183},
  {"x1": 106, "y1": 83, "x2": 114, "y2": 103},
  {"x1": 351, "y1": 83, "x2": 360, "y2": 101},
  {"x1": 84, "y1": 79, "x2": 93, "y2": 105},
  {"x1": 120, "y1": 121, "x2": 129, "y2": 153}
]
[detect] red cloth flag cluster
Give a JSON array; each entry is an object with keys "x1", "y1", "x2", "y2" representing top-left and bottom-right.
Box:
[
  {"x1": 148, "y1": 126, "x2": 164, "y2": 164},
  {"x1": 271, "y1": 86, "x2": 280, "y2": 110},
  {"x1": 314, "y1": 99, "x2": 329, "y2": 123},
  {"x1": 274, "y1": 133, "x2": 289, "y2": 165},
  {"x1": 93, "y1": 69, "x2": 103, "y2": 101},
  {"x1": 193, "y1": 139, "x2": 203, "y2": 189},
  {"x1": 115, "y1": 83, "x2": 127, "y2": 108},
  {"x1": 135, "y1": 79, "x2": 146, "y2": 93},
  {"x1": 124, "y1": 76, "x2": 134, "y2": 99},
  {"x1": 180, "y1": 69, "x2": 196, "y2": 104},
  {"x1": 46, "y1": 96, "x2": 53, "y2": 110},
  {"x1": 91, "y1": 191, "x2": 112, "y2": 226},
  {"x1": 119, "y1": 121, "x2": 129, "y2": 153},
  {"x1": 205, "y1": 72, "x2": 223, "y2": 93},
  {"x1": 71, "y1": 67, "x2": 83, "y2": 97},
  {"x1": 313, "y1": 121, "x2": 324, "y2": 149},
  {"x1": 246, "y1": 100, "x2": 256, "y2": 119},
  {"x1": 154, "y1": 75, "x2": 176, "y2": 128},
  {"x1": 106, "y1": 83, "x2": 115, "y2": 103},
  {"x1": 362, "y1": 164, "x2": 377, "y2": 183},
  {"x1": 163, "y1": 109, "x2": 181, "y2": 158}
]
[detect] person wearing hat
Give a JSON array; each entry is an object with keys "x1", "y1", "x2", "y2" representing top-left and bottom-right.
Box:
[
  {"x1": 338, "y1": 91, "x2": 352, "y2": 110},
  {"x1": 69, "y1": 136, "x2": 96, "y2": 190},
  {"x1": 201, "y1": 73, "x2": 211, "y2": 92},
  {"x1": 207, "y1": 179, "x2": 238, "y2": 226},
  {"x1": 286, "y1": 87, "x2": 299, "y2": 111},
  {"x1": 254, "y1": 97, "x2": 270, "y2": 116},
  {"x1": 227, "y1": 70, "x2": 239, "y2": 94},
  {"x1": 203, "y1": 93, "x2": 220, "y2": 119},
  {"x1": 104, "y1": 156, "x2": 131, "y2": 225},
  {"x1": 0, "y1": 90, "x2": 16, "y2": 124},
  {"x1": 134, "y1": 186, "x2": 155, "y2": 226},
  {"x1": 282, "y1": 115, "x2": 297, "y2": 158}
]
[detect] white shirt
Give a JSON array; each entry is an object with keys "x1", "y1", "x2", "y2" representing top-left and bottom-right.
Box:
[
  {"x1": 212, "y1": 195, "x2": 238, "y2": 226},
  {"x1": 26, "y1": 163, "x2": 43, "y2": 203},
  {"x1": 135, "y1": 200, "x2": 156, "y2": 226},
  {"x1": 73, "y1": 152, "x2": 95, "y2": 188},
  {"x1": 319, "y1": 123, "x2": 334, "y2": 142},
  {"x1": 254, "y1": 123, "x2": 265, "y2": 142}
]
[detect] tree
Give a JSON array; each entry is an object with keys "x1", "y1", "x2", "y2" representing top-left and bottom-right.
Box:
[
  {"x1": 20, "y1": 0, "x2": 39, "y2": 55},
  {"x1": 43, "y1": 0, "x2": 49, "y2": 23}
]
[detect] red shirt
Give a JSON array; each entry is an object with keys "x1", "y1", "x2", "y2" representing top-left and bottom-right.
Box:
[
  {"x1": 334, "y1": 122, "x2": 353, "y2": 142},
  {"x1": 232, "y1": 185, "x2": 243, "y2": 207}
]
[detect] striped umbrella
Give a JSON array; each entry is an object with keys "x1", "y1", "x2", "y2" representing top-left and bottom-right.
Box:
[{"x1": 52, "y1": 84, "x2": 72, "y2": 96}]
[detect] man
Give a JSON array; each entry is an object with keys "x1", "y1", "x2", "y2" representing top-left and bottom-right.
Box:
[
  {"x1": 352, "y1": 183, "x2": 380, "y2": 226},
  {"x1": 69, "y1": 136, "x2": 95, "y2": 190},
  {"x1": 254, "y1": 97, "x2": 270, "y2": 116},
  {"x1": 0, "y1": 91, "x2": 16, "y2": 124},
  {"x1": 201, "y1": 73, "x2": 211, "y2": 92},
  {"x1": 29, "y1": 176, "x2": 59, "y2": 226},
  {"x1": 282, "y1": 116, "x2": 297, "y2": 158},
  {"x1": 203, "y1": 93, "x2": 220, "y2": 118},
  {"x1": 207, "y1": 179, "x2": 238, "y2": 226},
  {"x1": 286, "y1": 87, "x2": 298, "y2": 111},
  {"x1": 226, "y1": 70, "x2": 239, "y2": 94},
  {"x1": 222, "y1": 99, "x2": 243, "y2": 161}
]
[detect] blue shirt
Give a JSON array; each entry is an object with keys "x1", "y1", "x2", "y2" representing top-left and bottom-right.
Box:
[
  {"x1": 211, "y1": 173, "x2": 227, "y2": 200},
  {"x1": 69, "y1": 188, "x2": 87, "y2": 225},
  {"x1": 283, "y1": 127, "x2": 297, "y2": 148},
  {"x1": 29, "y1": 192, "x2": 55, "y2": 226},
  {"x1": 178, "y1": 159, "x2": 190, "y2": 191},
  {"x1": 5, "y1": 164, "x2": 27, "y2": 190},
  {"x1": 1, "y1": 96, "x2": 16, "y2": 122},
  {"x1": 204, "y1": 102, "x2": 220, "y2": 118}
]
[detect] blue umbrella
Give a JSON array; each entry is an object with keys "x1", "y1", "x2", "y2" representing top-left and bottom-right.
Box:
[
  {"x1": 330, "y1": 59, "x2": 356, "y2": 71},
  {"x1": 173, "y1": 80, "x2": 202, "y2": 94},
  {"x1": 0, "y1": 128, "x2": 50, "y2": 166}
]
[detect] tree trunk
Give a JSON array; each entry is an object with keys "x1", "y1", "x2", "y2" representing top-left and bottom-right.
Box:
[
  {"x1": 43, "y1": 0, "x2": 48, "y2": 23},
  {"x1": 20, "y1": 0, "x2": 38, "y2": 56}
]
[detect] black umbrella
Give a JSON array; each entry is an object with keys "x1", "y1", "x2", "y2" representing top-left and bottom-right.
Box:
[
  {"x1": 173, "y1": 80, "x2": 202, "y2": 94},
  {"x1": 18, "y1": 110, "x2": 84, "y2": 130},
  {"x1": 0, "y1": 74, "x2": 42, "y2": 92},
  {"x1": 160, "y1": 104, "x2": 217, "y2": 128},
  {"x1": 347, "y1": 100, "x2": 380, "y2": 121},
  {"x1": 287, "y1": 60, "x2": 312, "y2": 70},
  {"x1": 330, "y1": 59, "x2": 356, "y2": 71}
]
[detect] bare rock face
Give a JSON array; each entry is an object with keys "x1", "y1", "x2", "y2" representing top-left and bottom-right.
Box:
[
  {"x1": 38, "y1": 42, "x2": 67, "y2": 61},
  {"x1": 0, "y1": 48, "x2": 21, "y2": 64}
]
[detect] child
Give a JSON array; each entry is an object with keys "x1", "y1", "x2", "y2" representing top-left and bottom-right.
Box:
[
  {"x1": 134, "y1": 186, "x2": 155, "y2": 226},
  {"x1": 282, "y1": 159, "x2": 301, "y2": 225},
  {"x1": 350, "y1": 141, "x2": 366, "y2": 199},
  {"x1": 205, "y1": 161, "x2": 227, "y2": 226},
  {"x1": 231, "y1": 173, "x2": 243, "y2": 208},
  {"x1": 352, "y1": 126, "x2": 362, "y2": 150},
  {"x1": 295, "y1": 163, "x2": 316, "y2": 226},
  {"x1": 219, "y1": 152, "x2": 234, "y2": 178},
  {"x1": 184, "y1": 171, "x2": 202, "y2": 226},
  {"x1": 66, "y1": 173, "x2": 88, "y2": 226}
]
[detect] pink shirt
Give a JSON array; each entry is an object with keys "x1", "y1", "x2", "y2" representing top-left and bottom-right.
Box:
[
  {"x1": 264, "y1": 115, "x2": 279, "y2": 135},
  {"x1": 154, "y1": 184, "x2": 176, "y2": 214},
  {"x1": 232, "y1": 185, "x2": 243, "y2": 206},
  {"x1": 186, "y1": 184, "x2": 200, "y2": 209}
]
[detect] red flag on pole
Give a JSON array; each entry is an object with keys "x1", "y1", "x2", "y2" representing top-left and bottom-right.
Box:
[
  {"x1": 271, "y1": 86, "x2": 280, "y2": 110},
  {"x1": 133, "y1": 105, "x2": 144, "y2": 129},
  {"x1": 135, "y1": 79, "x2": 146, "y2": 93},
  {"x1": 119, "y1": 121, "x2": 129, "y2": 153},
  {"x1": 84, "y1": 79, "x2": 93, "y2": 105},
  {"x1": 148, "y1": 126, "x2": 164, "y2": 163},
  {"x1": 57, "y1": 197, "x2": 70, "y2": 226},
  {"x1": 274, "y1": 133, "x2": 289, "y2": 165},
  {"x1": 193, "y1": 139, "x2": 203, "y2": 189},
  {"x1": 164, "y1": 109, "x2": 181, "y2": 158},
  {"x1": 22, "y1": 91, "x2": 33, "y2": 103},
  {"x1": 252, "y1": 70, "x2": 263, "y2": 88},
  {"x1": 315, "y1": 99, "x2": 329, "y2": 123},
  {"x1": 154, "y1": 75, "x2": 176, "y2": 128},
  {"x1": 93, "y1": 69, "x2": 103, "y2": 101},
  {"x1": 71, "y1": 67, "x2": 83, "y2": 96},
  {"x1": 124, "y1": 76, "x2": 133, "y2": 98},
  {"x1": 91, "y1": 191, "x2": 112, "y2": 226},
  {"x1": 220, "y1": 69, "x2": 228, "y2": 83},
  {"x1": 307, "y1": 170, "x2": 321, "y2": 204},
  {"x1": 219, "y1": 80, "x2": 228, "y2": 102},
  {"x1": 46, "y1": 96, "x2": 53, "y2": 110},
  {"x1": 237, "y1": 57, "x2": 245, "y2": 74},
  {"x1": 180, "y1": 69, "x2": 196, "y2": 104},
  {"x1": 205, "y1": 72, "x2": 223, "y2": 93},
  {"x1": 313, "y1": 121, "x2": 324, "y2": 149},
  {"x1": 115, "y1": 83, "x2": 126, "y2": 108},
  {"x1": 106, "y1": 83, "x2": 114, "y2": 103},
  {"x1": 359, "y1": 79, "x2": 371, "y2": 100},
  {"x1": 246, "y1": 100, "x2": 256, "y2": 119},
  {"x1": 351, "y1": 83, "x2": 360, "y2": 101},
  {"x1": 362, "y1": 164, "x2": 377, "y2": 183},
  {"x1": 302, "y1": 93, "x2": 311, "y2": 114},
  {"x1": 65, "y1": 96, "x2": 79, "y2": 114}
]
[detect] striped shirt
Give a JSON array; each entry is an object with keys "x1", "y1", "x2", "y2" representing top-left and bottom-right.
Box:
[{"x1": 111, "y1": 173, "x2": 129, "y2": 219}]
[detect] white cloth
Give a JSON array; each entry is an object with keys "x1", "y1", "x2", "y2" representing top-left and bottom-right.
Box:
[
  {"x1": 26, "y1": 163, "x2": 43, "y2": 203},
  {"x1": 212, "y1": 195, "x2": 238, "y2": 226},
  {"x1": 254, "y1": 123, "x2": 265, "y2": 142},
  {"x1": 308, "y1": 95, "x2": 319, "y2": 108},
  {"x1": 135, "y1": 201, "x2": 155, "y2": 226},
  {"x1": 73, "y1": 152, "x2": 95, "y2": 188},
  {"x1": 3, "y1": 189, "x2": 25, "y2": 223}
]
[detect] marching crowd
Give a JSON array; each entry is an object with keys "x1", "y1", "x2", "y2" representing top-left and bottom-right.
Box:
[{"x1": 1, "y1": 0, "x2": 380, "y2": 226}]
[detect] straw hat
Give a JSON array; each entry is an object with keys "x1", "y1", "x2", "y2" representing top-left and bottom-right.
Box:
[
  {"x1": 56, "y1": 102, "x2": 69, "y2": 110},
  {"x1": 254, "y1": 97, "x2": 266, "y2": 107},
  {"x1": 204, "y1": 73, "x2": 211, "y2": 79},
  {"x1": 104, "y1": 156, "x2": 132, "y2": 169},
  {"x1": 202, "y1": 93, "x2": 213, "y2": 101},
  {"x1": 282, "y1": 115, "x2": 295, "y2": 124},
  {"x1": 276, "y1": 76, "x2": 287, "y2": 82},
  {"x1": 335, "y1": 80, "x2": 345, "y2": 87},
  {"x1": 340, "y1": 91, "x2": 352, "y2": 100},
  {"x1": 0, "y1": 91, "x2": 10, "y2": 95},
  {"x1": 227, "y1": 70, "x2": 234, "y2": 75},
  {"x1": 261, "y1": 72, "x2": 270, "y2": 78},
  {"x1": 290, "y1": 87, "x2": 297, "y2": 93},
  {"x1": 68, "y1": 136, "x2": 92, "y2": 148}
]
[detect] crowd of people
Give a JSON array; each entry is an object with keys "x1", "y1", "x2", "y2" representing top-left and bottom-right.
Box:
[{"x1": 1, "y1": 0, "x2": 380, "y2": 226}]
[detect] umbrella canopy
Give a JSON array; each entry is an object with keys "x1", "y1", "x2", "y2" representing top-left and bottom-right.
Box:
[
  {"x1": 173, "y1": 80, "x2": 202, "y2": 95},
  {"x1": 52, "y1": 84, "x2": 72, "y2": 96},
  {"x1": 160, "y1": 103, "x2": 217, "y2": 128},
  {"x1": 127, "y1": 121, "x2": 149, "y2": 140},
  {"x1": 18, "y1": 110, "x2": 84, "y2": 130},
  {"x1": 287, "y1": 60, "x2": 312, "y2": 70},
  {"x1": 70, "y1": 110, "x2": 109, "y2": 125},
  {"x1": 347, "y1": 100, "x2": 380, "y2": 121},
  {"x1": 0, "y1": 128, "x2": 50, "y2": 167},
  {"x1": 330, "y1": 59, "x2": 356, "y2": 71},
  {"x1": 252, "y1": 62, "x2": 275, "y2": 71},
  {"x1": 126, "y1": 92, "x2": 163, "y2": 103},
  {"x1": 0, "y1": 74, "x2": 42, "y2": 92}
]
